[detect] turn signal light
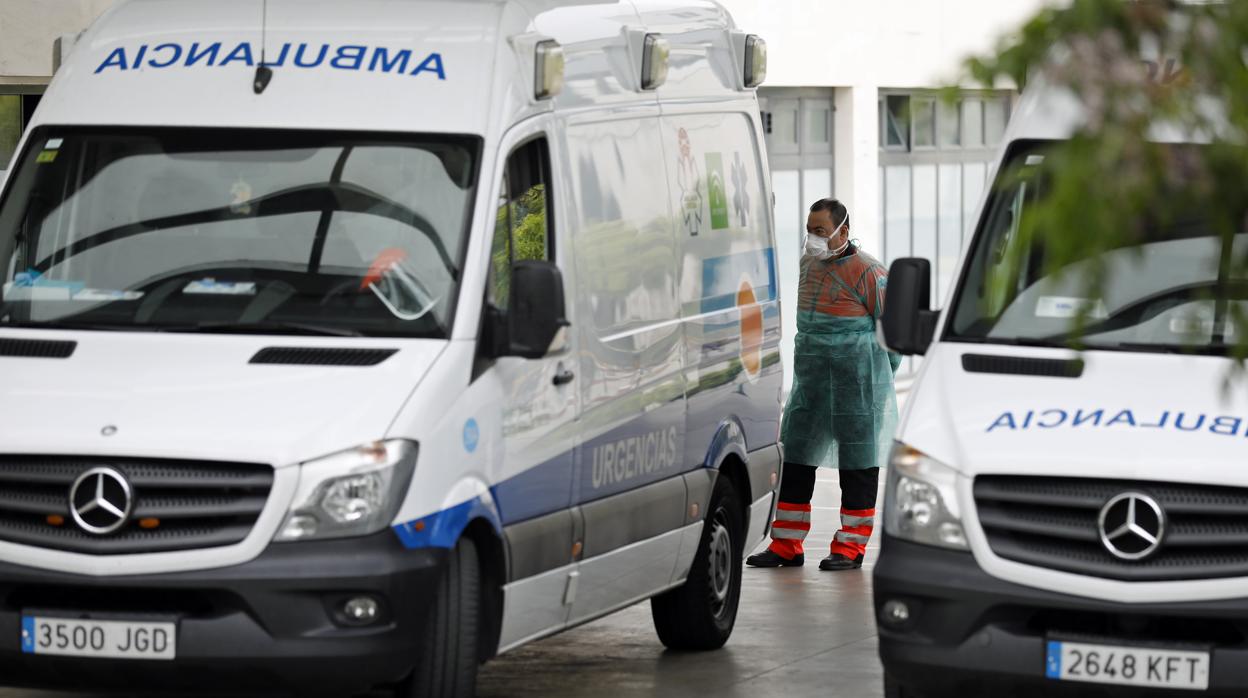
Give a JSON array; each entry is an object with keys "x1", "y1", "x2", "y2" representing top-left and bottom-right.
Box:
[
  {"x1": 139, "y1": 518, "x2": 161, "y2": 530},
  {"x1": 46, "y1": 514, "x2": 65, "y2": 527}
]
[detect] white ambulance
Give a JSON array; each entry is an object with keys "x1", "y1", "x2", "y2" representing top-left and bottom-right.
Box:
[
  {"x1": 0, "y1": 1, "x2": 783, "y2": 695},
  {"x1": 876, "y1": 53, "x2": 1248, "y2": 698}
]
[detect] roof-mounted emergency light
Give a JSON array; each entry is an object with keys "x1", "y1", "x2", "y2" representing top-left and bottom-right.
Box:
[
  {"x1": 535, "y1": 40, "x2": 565, "y2": 100},
  {"x1": 743, "y1": 34, "x2": 767, "y2": 88},
  {"x1": 641, "y1": 34, "x2": 670, "y2": 91}
]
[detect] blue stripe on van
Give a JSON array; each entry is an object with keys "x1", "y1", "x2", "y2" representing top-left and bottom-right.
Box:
[
  {"x1": 489, "y1": 449, "x2": 575, "y2": 524},
  {"x1": 392, "y1": 496, "x2": 501, "y2": 549}
]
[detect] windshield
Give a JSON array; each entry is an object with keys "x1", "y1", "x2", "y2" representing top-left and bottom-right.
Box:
[
  {"x1": 948, "y1": 142, "x2": 1248, "y2": 354},
  {"x1": 0, "y1": 128, "x2": 479, "y2": 337}
]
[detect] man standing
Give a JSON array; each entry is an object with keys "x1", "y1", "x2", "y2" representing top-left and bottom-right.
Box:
[{"x1": 747, "y1": 198, "x2": 901, "y2": 571}]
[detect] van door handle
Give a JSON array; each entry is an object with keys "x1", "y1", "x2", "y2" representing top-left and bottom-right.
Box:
[{"x1": 553, "y1": 367, "x2": 575, "y2": 386}]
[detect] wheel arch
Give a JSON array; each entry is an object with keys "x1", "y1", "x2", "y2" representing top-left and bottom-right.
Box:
[
  {"x1": 461, "y1": 517, "x2": 506, "y2": 662},
  {"x1": 704, "y1": 418, "x2": 753, "y2": 545}
]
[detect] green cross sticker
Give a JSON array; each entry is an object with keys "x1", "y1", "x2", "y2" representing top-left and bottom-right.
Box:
[{"x1": 705, "y1": 153, "x2": 730, "y2": 230}]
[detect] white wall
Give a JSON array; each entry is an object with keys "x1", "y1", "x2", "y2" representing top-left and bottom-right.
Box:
[{"x1": 0, "y1": 0, "x2": 116, "y2": 80}]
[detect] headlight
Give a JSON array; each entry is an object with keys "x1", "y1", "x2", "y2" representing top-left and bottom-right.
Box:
[
  {"x1": 883, "y1": 444, "x2": 968, "y2": 550},
  {"x1": 275, "y1": 440, "x2": 416, "y2": 542}
]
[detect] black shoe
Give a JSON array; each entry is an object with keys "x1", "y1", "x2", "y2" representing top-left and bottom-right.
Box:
[
  {"x1": 746, "y1": 550, "x2": 805, "y2": 568},
  {"x1": 819, "y1": 553, "x2": 865, "y2": 571}
]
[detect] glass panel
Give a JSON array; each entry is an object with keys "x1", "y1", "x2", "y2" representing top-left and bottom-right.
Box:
[
  {"x1": 490, "y1": 175, "x2": 514, "y2": 310},
  {"x1": 0, "y1": 95, "x2": 20, "y2": 170},
  {"x1": 937, "y1": 163, "x2": 963, "y2": 304},
  {"x1": 912, "y1": 165, "x2": 938, "y2": 299},
  {"x1": 806, "y1": 107, "x2": 831, "y2": 144},
  {"x1": 962, "y1": 98, "x2": 984, "y2": 148},
  {"x1": 938, "y1": 100, "x2": 960, "y2": 148},
  {"x1": 913, "y1": 98, "x2": 936, "y2": 148},
  {"x1": 802, "y1": 169, "x2": 832, "y2": 208},
  {"x1": 885, "y1": 95, "x2": 910, "y2": 149},
  {"x1": 884, "y1": 165, "x2": 911, "y2": 263},
  {"x1": 984, "y1": 97, "x2": 1009, "y2": 146},
  {"x1": 0, "y1": 128, "x2": 479, "y2": 336},
  {"x1": 949, "y1": 143, "x2": 1246, "y2": 355},
  {"x1": 509, "y1": 184, "x2": 548, "y2": 263},
  {"x1": 963, "y1": 162, "x2": 988, "y2": 237},
  {"x1": 772, "y1": 108, "x2": 798, "y2": 147}
]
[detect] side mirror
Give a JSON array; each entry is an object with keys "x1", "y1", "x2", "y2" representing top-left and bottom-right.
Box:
[
  {"x1": 881, "y1": 258, "x2": 939, "y2": 355},
  {"x1": 507, "y1": 260, "x2": 569, "y2": 359}
]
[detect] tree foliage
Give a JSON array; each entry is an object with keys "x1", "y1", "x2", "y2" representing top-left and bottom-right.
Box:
[
  {"x1": 492, "y1": 184, "x2": 548, "y2": 305},
  {"x1": 962, "y1": 0, "x2": 1248, "y2": 362}
]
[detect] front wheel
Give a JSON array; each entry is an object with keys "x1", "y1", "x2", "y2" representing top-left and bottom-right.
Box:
[
  {"x1": 650, "y1": 474, "x2": 743, "y2": 650},
  {"x1": 398, "y1": 536, "x2": 481, "y2": 698}
]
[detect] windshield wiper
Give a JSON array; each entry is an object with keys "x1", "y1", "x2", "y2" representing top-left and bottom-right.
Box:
[
  {"x1": 32, "y1": 182, "x2": 458, "y2": 279},
  {"x1": 950, "y1": 336, "x2": 1072, "y2": 349},
  {"x1": 1101, "y1": 341, "x2": 1232, "y2": 356},
  {"x1": 163, "y1": 321, "x2": 366, "y2": 337}
]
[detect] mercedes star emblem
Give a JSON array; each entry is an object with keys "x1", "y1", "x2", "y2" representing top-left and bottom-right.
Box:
[
  {"x1": 69, "y1": 467, "x2": 134, "y2": 535},
  {"x1": 1098, "y1": 492, "x2": 1166, "y2": 561}
]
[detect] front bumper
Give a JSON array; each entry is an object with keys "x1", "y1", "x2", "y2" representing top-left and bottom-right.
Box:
[
  {"x1": 874, "y1": 535, "x2": 1248, "y2": 697},
  {"x1": 0, "y1": 532, "x2": 445, "y2": 695}
]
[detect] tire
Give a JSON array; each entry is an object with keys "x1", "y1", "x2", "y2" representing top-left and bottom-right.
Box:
[
  {"x1": 650, "y1": 474, "x2": 743, "y2": 651},
  {"x1": 399, "y1": 537, "x2": 481, "y2": 698}
]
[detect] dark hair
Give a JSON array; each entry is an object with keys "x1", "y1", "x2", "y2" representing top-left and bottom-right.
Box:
[{"x1": 809, "y1": 198, "x2": 849, "y2": 227}]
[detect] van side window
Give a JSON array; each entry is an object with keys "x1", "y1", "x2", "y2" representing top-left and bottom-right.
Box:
[{"x1": 489, "y1": 138, "x2": 552, "y2": 311}]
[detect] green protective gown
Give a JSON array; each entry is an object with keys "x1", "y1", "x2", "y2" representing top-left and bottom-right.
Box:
[{"x1": 781, "y1": 246, "x2": 902, "y2": 470}]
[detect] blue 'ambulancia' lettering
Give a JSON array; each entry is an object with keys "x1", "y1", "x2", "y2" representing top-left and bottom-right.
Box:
[
  {"x1": 93, "y1": 41, "x2": 449, "y2": 80},
  {"x1": 987, "y1": 412, "x2": 1017, "y2": 433},
  {"x1": 1175, "y1": 412, "x2": 1205, "y2": 431},
  {"x1": 220, "y1": 42, "x2": 255, "y2": 67},
  {"x1": 986, "y1": 408, "x2": 1248, "y2": 438},
  {"x1": 148, "y1": 43, "x2": 183, "y2": 68},
  {"x1": 1106, "y1": 410, "x2": 1136, "y2": 427},
  {"x1": 1037, "y1": 409, "x2": 1068, "y2": 428},
  {"x1": 294, "y1": 43, "x2": 329, "y2": 68},
  {"x1": 186, "y1": 42, "x2": 222, "y2": 67},
  {"x1": 1072, "y1": 409, "x2": 1103, "y2": 427},
  {"x1": 412, "y1": 52, "x2": 446, "y2": 79},
  {"x1": 1141, "y1": 411, "x2": 1171, "y2": 428},
  {"x1": 332, "y1": 45, "x2": 368, "y2": 70},
  {"x1": 261, "y1": 43, "x2": 294, "y2": 67},
  {"x1": 95, "y1": 47, "x2": 128, "y2": 73},
  {"x1": 1211, "y1": 416, "x2": 1242, "y2": 436},
  {"x1": 370, "y1": 48, "x2": 412, "y2": 73}
]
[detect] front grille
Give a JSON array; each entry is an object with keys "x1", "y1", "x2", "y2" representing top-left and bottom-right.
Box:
[
  {"x1": 975, "y1": 475, "x2": 1248, "y2": 581},
  {"x1": 0, "y1": 456, "x2": 273, "y2": 555}
]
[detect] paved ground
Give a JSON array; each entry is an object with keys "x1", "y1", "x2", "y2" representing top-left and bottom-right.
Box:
[
  {"x1": 477, "y1": 468, "x2": 885, "y2": 698},
  {"x1": 0, "y1": 470, "x2": 885, "y2": 698}
]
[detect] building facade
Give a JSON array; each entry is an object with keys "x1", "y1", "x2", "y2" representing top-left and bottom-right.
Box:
[
  {"x1": 718, "y1": 0, "x2": 1052, "y2": 379},
  {"x1": 1, "y1": 0, "x2": 1052, "y2": 381},
  {"x1": 0, "y1": 1, "x2": 115, "y2": 170}
]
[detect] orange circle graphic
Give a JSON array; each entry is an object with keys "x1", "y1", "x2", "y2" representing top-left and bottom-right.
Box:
[{"x1": 738, "y1": 281, "x2": 763, "y2": 377}]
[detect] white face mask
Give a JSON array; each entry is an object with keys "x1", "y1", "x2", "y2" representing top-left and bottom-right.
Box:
[
  {"x1": 803, "y1": 213, "x2": 849, "y2": 260},
  {"x1": 803, "y1": 234, "x2": 830, "y2": 259}
]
